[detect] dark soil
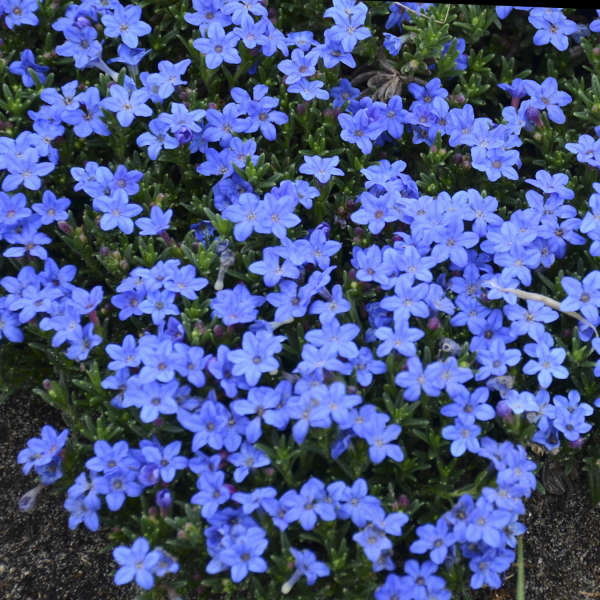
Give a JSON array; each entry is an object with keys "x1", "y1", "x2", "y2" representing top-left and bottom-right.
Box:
[
  {"x1": 0, "y1": 393, "x2": 134, "y2": 600},
  {"x1": 471, "y1": 462, "x2": 600, "y2": 600},
  {"x1": 3, "y1": 392, "x2": 600, "y2": 600}
]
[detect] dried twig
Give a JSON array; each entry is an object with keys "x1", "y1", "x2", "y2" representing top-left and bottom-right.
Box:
[
  {"x1": 392, "y1": 2, "x2": 450, "y2": 25},
  {"x1": 485, "y1": 280, "x2": 599, "y2": 338}
]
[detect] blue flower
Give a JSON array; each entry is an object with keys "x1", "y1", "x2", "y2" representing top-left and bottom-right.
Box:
[
  {"x1": 65, "y1": 323, "x2": 103, "y2": 361},
  {"x1": 528, "y1": 7, "x2": 578, "y2": 51},
  {"x1": 351, "y1": 191, "x2": 400, "y2": 234},
  {"x1": 281, "y1": 477, "x2": 330, "y2": 530},
  {"x1": 523, "y1": 77, "x2": 572, "y2": 124},
  {"x1": 232, "y1": 84, "x2": 288, "y2": 141},
  {"x1": 9, "y1": 49, "x2": 48, "y2": 87},
  {"x1": 64, "y1": 494, "x2": 100, "y2": 531},
  {"x1": 3, "y1": 0, "x2": 40, "y2": 29},
  {"x1": 55, "y1": 25, "x2": 103, "y2": 69},
  {"x1": 194, "y1": 23, "x2": 242, "y2": 69},
  {"x1": 465, "y1": 498, "x2": 512, "y2": 548},
  {"x1": 360, "y1": 420, "x2": 404, "y2": 464},
  {"x1": 560, "y1": 272, "x2": 600, "y2": 322},
  {"x1": 440, "y1": 387, "x2": 495, "y2": 423},
  {"x1": 475, "y1": 338, "x2": 521, "y2": 381},
  {"x1": 101, "y1": 84, "x2": 152, "y2": 127},
  {"x1": 299, "y1": 154, "x2": 344, "y2": 184},
  {"x1": 227, "y1": 442, "x2": 271, "y2": 482},
  {"x1": 211, "y1": 282, "x2": 264, "y2": 325},
  {"x1": 375, "y1": 319, "x2": 424, "y2": 358},
  {"x1": 442, "y1": 417, "x2": 481, "y2": 457},
  {"x1": 101, "y1": 4, "x2": 152, "y2": 48},
  {"x1": 325, "y1": 9, "x2": 371, "y2": 52},
  {"x1": 337, "y1": 478, "x2": 382, "y2": 527},
  {"x1": 522, "y1": 339, "x2": 568, "y2": 388},
  {"x1": 228, "y1": 329, "x2": 284, "y2": 387},
  {"x1": 191, "y1": 469, "x2": 231, "y2": 518},
  {"x1": 278, "y1": 48, "x2": 318, "y2": 85},
  {"x1": 410, "y1": 518, "x2": 456, "y2": 565},
  {"x1": 331, "y1": 78, "x2": 360, "y2": 108},
  {"x1": 113, "y1": 537, "x2": 161, "y2": 590},
  {"x1": 137, "y1": 117, "x2": 179, "y2": 159},
  {"x1": 282, "y1": 547, "x2": 330, "y2": 593},
  {"x1": 109, "y1": 44, "x2": 151, "y2": 67},
  {"x1": 218, "y1": 526, "x2": 268, "y2": 583},
  {"x1": 525, "y1": 169, "x2": 574, "y2": 200},
  {"x1": 93, "y1": 190, "x2": 142, "y2": 234},
  {"x1": 469, "y1": 547, "x2": 514, "y2": 590},
  {"x1": 86, "y1": 439, "x2": 137, "y2": 474},
  {"x1": 3, "y1": 147, "x2": 55, "y2": 192},
  {"x1": 135, "y1": 205, "x2": 173, "y2": 236},
  {"x1": 400, "y1": 559, "x2": 448, "y2": 600},
  {"x1": 31, "y1": 190, "x2": 70, "y2": 225},
  {"x1": 552, "y1": 390, "x2": 593, "y2": 442},
  {"x1": 141, "y1": 440, "x2": 188, "y2": 483},
  {"x1": 17, "y1": 425, "x2": 69, "y2": 478},
  {"x1": 338, "y1": 109, "x2": 382, "y2": 155}
]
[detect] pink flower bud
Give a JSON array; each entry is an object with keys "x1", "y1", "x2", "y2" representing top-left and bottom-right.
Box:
[
  {"x1": 569, "y1": 437, "x2": 584, "y2": 449},
  {"x1": 57, "y1": 221, "x2": 71, "y2": 235},
  {"x1": 427, "y1": 316, "x2": 441, "y2": 330}
]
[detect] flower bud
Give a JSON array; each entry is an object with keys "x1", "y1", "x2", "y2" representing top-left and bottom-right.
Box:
[
  {"x1": 282, "y1": 570, "x2": 302, "y2": 595},
  {"x1": 175, "y1": 126, "x2": 192, "y2": 145},
  {"x1": 568, "y1": 437, "x2": 584, "y2": 449},
  {"x1": 398, "y1": 494, "x2": 409, "y2": 509},
  {"x1": 18, "y1": 483, "x2": 45, "y2": 513},
  {"x1": 214, "y1": 248, "x2": 235, "y2": 291},
  {"x1": 495, "y1": 400, "x2": 513, "y2": 420},
  {"x1": 427, "y1": 316, "x2": 441, "y2": 331},
  {"x1": 57, "y1": 221, "x2": 71, "y2": 235},
  {"x1": 156, "y1": 489, "x2": 172, "y2": 515},
  {"x1": 139, "y1": 463, "x2": 160, "y2": 486},
  {"x1": 74, "y1": 15, "x2": 91, "y2": 28}
]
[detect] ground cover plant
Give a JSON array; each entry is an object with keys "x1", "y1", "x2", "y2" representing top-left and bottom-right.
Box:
[{"x1": 4, "y1": 1, "x2": 600, "y2": 598}]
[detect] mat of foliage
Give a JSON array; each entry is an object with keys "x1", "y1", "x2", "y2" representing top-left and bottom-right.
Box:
[{"x1": 6, "y1": 1, "x2": 600, "y2": 599}]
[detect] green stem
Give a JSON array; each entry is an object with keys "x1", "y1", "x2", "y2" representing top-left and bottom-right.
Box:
[{"x1": 517, "y1": 535, "x2": 525, "y2": 600}]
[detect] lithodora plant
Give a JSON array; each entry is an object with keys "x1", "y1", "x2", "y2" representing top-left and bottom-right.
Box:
[{"x1": 5, "y1": 2, "x2": 600, "y2": 599}]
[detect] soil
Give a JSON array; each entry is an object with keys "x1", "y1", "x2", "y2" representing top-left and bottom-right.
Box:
[
  {"x1": 3, "y1": 392, "x2": 600, "y2": 600},
  {"x1": 0, "y1": 393, "x2": 134, "y2": 600},
  {"x1": 471, "y1": 463, "x2": 600, "y2": 600}
]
